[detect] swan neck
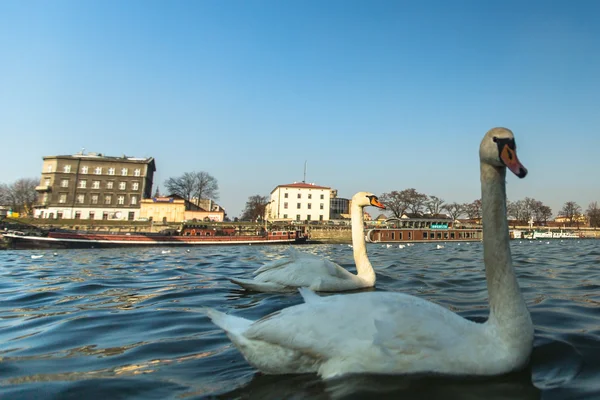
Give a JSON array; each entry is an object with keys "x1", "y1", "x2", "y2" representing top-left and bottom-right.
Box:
[
  {"x1": 351, "y1": 202, "x2": 375, "y2": 283},
  {"x1": 480, "y1": 163, "x2": 531, "y2": 333}
]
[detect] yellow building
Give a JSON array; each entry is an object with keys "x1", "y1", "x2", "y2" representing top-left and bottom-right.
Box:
[{"x1": 139, "y1": 196, "x2": 185, "y2": 223}]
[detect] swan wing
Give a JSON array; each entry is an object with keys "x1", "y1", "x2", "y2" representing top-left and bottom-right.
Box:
[{"x1": 244, "y1": 291, "x2": 479, "y2": 376}]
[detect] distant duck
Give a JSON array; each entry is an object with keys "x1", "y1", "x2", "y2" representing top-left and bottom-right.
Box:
[
  {"x1": 229, "y1": 192, "x2": 385, "y2": 292},
  {"x1": 386, "y1": 244, "x2": 393, "y2": 248},
  {"x1": 53, "y1": 252, "x2": 59, "y2": 257},
  {"x1": 31, "y1": 254, "x2": 44, "y2": 259},
  {"x1": 186, "y1": 249, "x2": 191, "y2": 253},
  {"x1": 161, "y1": 250, "x2": 171, "y2": 254},
  {"x1": 398, "y1": 244, "x2": 406, "y2": 249},
  {"x1": 436, "y1": 244, "x2": 445, "y2": 250},
  {"x1": 406, "y1": 243, "x2": 414, "y2": 247}
]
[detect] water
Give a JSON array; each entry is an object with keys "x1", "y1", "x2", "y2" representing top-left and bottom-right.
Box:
[{"x1": 1, "y1": 240, "x2": 599, "y2": 399}]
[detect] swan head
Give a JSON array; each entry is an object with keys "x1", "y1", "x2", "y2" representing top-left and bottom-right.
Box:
[
  {"x1": 352, "y1": 192, "x2": 386, "y2": 209},
  {"x1": 480, "y1": 127, "x2": 527, "y2": 178}
]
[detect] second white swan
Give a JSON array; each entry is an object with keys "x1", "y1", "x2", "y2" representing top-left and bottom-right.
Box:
[{"x1": 229, "y1": 191, "x2": 386, "y2": 292}]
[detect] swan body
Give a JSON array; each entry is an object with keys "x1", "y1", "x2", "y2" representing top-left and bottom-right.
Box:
[
  {"x1": 207, "y1": 128, "x2": 534, "y2": 378},
  {"x1": 229, "y1": 192, "x2": 385, "y2": 292}
]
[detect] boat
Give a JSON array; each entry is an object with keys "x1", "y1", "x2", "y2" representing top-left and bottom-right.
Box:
[
  {"x1": 2, "y1": 223, "x2": 309, "y2": 249},
  {"x1": 531, "y1": 229, "x2": 582, "y2": 239},
  {"x1": 365, "y1": 216, "x2": 482, "y2": 243}
]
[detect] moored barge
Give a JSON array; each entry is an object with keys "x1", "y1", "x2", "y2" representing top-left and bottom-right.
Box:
[{"x1": 365, "y1": 216, "x2": 482, "y2": 243}]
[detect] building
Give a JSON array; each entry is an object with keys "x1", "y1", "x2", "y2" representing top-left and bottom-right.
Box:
[
  {"x1": 269, "y1": 182, "x2": 332, "y2": 222},
  {"x1": 34, "y1": 152, "x2": 156, "y2": 221},
  {"x1": 330, "y1": 197, "x2": 350, "y2": 220},
  {"x1": 139, "y1": 195, "x2": 226, "y2": 223}
]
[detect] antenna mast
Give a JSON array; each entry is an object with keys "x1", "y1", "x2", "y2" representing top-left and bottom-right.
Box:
[{"x1": 303, "y1": 160, "x2": 307, "y2": 183}]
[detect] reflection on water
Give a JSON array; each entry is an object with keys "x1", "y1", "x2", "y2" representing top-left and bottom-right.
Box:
[{"x1": 0, "y1": 241, "x2": 599, "y2": 399}]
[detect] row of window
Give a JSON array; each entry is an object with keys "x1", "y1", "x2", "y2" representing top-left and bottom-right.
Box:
[
  {"x1": 47, "y1": 164, "x2": 142, "y2": 176},
  {"x1": 282, "y1": 202, "x2": 325, "y2": 210},
  {"x1": 283, "y1": 193, "x2": 325, "y2": 200},
  {"x1": 281, "y1": 214, "x2": 324, "y2": 221},
  {"x1": 43, "y1": 211, "x2": 136, "y2": 221},
  {"x1": 56, "y1": 193, "x2": 138, "y2": 206},
  {"x1": 56, "y1": 179, "x2": 140, "y2": 191}
]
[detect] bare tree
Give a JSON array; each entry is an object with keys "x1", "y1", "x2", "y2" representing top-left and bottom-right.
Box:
[
  {"x1": 241, "y1": 195, "x2": 269, "y2": 222},
  {"x1": 587, "y1": 202, "x2": 600, "y2": 228},
  {"x1": 426, "y1": 195, "x2": 445, "y2": 216},
  {"x1": 0, "y1": 178, "x2": 38, "y2": 215},
  {"x1": 463, "y1": 199, "x2": 482, "y2": 220},
  {"x1": 164, "y1": 171, "x2": 219, "y2": 205},
  {"x1": 559, "y1": 201, "x2": 582, "y2": 226},
  {"x1": 405, "y1": 189, "x2": 428, "y2": 214},
  {"x1": 380, "y1": 190, "x2": 410, "y2": 218},
  {"x1": 532, "y1": 200, "x2": 552, "y2": 225},
  {"x1": 444, "y1": 202, "x2": 464, "y2": 221}
]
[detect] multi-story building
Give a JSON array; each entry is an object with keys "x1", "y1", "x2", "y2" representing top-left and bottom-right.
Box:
[
  {"x1": 269, "y1": 182, "x2": 332, "y2": 222},
  {"x1": 34, "y1": 152, "x2": 156, "y2": 221}
]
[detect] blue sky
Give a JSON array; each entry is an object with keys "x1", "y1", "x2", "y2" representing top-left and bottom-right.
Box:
[{"x1": 1, "y1": 0, "x2": 599, "y2": 218}]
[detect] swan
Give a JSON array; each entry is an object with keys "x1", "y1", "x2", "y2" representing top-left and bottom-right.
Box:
[
  {"x1": 205, "y1": 127, "x2": 533, "y2": 379},
  {"x1": 229, "y1": 192, "x2": 386, "y2": 292}
]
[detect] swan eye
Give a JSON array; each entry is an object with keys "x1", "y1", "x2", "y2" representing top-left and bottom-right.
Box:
[{"x1": 492, "y1": 137, "x2": 498, "y2": 142}]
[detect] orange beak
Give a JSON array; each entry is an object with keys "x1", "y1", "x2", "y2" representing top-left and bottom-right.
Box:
[
  {"x1": 371, "y1": 198, "x2": 386, "y2": 209},
  {"x1": 500, "y1": 145, "x2": 527, "y2": 178}
]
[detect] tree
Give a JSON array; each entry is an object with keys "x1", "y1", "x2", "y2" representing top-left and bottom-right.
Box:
[
  {"x1": 0, "y1": 178, "x2": 38, "y2": 215},
  {"x1": 559, "y1": 201, "x2": 582, "y2": 226},
  {"x1": 531, "y1": 200, "x2": 552, "y2": 225},
  {"x1": 404, "y1": 189, "x2": 428, "y2": 214},
  {"x1": 463, "y1": 199, "x2": 482, "y2": 220},
  {"x1": 379, "y1": 190, "x2": 410, "y2": 218},
  {"x1": 164, "y1": 171, "x2": 219, "y2": 205},
  {"x1": 444, "y1": 202, "x2": 464, "y2": 221},
  {"x1": 426, "y1": 195, "x2": 446, "y2": 216},
  {"x1": 587, "y1": 202, "x2": 600, "y2": 228},
  {"x1": 240, "y1": 195, "x2": 268, "y2": 222}
]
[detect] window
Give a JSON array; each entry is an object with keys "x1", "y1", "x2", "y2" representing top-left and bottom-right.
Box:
[
  {"x1": 75, "y1": 211, "x2": 81, "y2": 219},
  {"x1": 297, "y1": 203, "x2": 301, "y2": 209},
  {"x1": 89, "y1": 212, "x2": 95, "y2": 220},
  {"x1": 91, "y1": 194, "x2": 99, "y2": 204},
  {"x1": 132, "y1": 182, "x2": 139, "y2": 191},
  {"x1": 78, "y1": 180, "x2": 87, "y2": 189},
  {"x1": 308, "y1": 194, "x2": 312, "y2": 199},
  {"x1": 61, "y1": 179, "x2": 69, "y2": 188},
  {"x1": 119, "y1": 182, "x2": 126, "y2": 190},
  {"x1": 284, "y1": 193, "x2": 288, "y2": 198},
  {"x1": 77, "y1": 194, "x2": 85, "y2": 203},
  {"x1": 134, "y1": 169, "x2": 141, "y2": 177},
  {"x1": 283, "y1": 214, "x2": 288, "y2": 218},
  {"x1": 46, "y1": 164, "x2": 53, "y2": 172},
  {"x1": 63, "y1": 165, "x2": 71, "y2": 173},
  {"x1": 121, "y1": 168, "x2": 128, "y2": 176},
  {"x1": 296, "y1": 214, "x2": 301, "y2": 221},
  {"x1": 308, "y1": 203, "x2": 312, "y2": 209},
  {"x1": 118, "y1": 195, "x2": 125, "y2": 205},
  {"x1": 307, "y1": 215, "x2": 311, "y2": 221},
  {"x1": 108, "y1": 168, "x2": 115, "y2": 175},
  {"x1": 319, "y1": 215, "x2": 323, "y2": 221},
  {"x1": 102, "y1": 212, "x2": 109, "y2": 220},
  {"x1": 297, "y1": 193, "x2": 301, "y2": 199},
  {"x1": 128, "y1": 211, "x2": 135, "y2": 220},
  {"x1": 320, "y1": 194, "x2": 324, "y2": 200},
  {"x1": 320, "y1": 203, "x2": 324, "y2": 210},
  {"x1": 59, "y1": 193, "x2": 67, "y2": 203},
  {"x1": 284, "y1": 202, "x2": 288, "y2": 209},
  {"x1": 92, "y1": 180, "x2": 100, "y2": 189},
  {"x1": 95, "y1": 167, "x2": 102, "y2": 175},
  {"x1": 107, "y1": 181, "x2": 114, "y2": 189},
  {"x1": 131, "y1": 196, "x2": 137, "y2": 205},
  {"x1": 81, "y1": 166, "x2": 88, "y2": 174},
  {"x1": 44, "y1": 178, "x2": 51, "y2": 186},
  {"x1": 105, "y1": 195, "x2": 112, "y2": 204}
]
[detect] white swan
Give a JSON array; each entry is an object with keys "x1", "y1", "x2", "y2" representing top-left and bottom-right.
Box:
[
  {"x1": 206, "y1": 127, "x2": 533, "y2": 378},
  {"x1": 229, "y1": 192, "x2": 386, "y2": 292}
]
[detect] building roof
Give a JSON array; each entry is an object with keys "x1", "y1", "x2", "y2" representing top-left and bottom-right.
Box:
[{"x1": 271, "y1": 182, "x2": 331, "y2": 194}]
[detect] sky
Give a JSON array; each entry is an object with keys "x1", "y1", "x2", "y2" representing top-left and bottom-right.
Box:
[{"x1": 1, "y1": 0, "x2": 599, "y2": 218}]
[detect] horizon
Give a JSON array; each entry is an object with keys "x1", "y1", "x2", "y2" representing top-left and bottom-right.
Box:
[{"x1": 1, "y1": 1, "x2": 599, "y2": 218}]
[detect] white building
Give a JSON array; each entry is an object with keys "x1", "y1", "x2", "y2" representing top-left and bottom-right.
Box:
[{"x1": 269, "y1": 182, "x2": 332, "y2": 222}]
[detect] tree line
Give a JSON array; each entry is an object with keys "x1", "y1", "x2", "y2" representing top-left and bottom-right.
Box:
[{"x1": 2, "y1": 174, "x2": 600, "y2": 228}]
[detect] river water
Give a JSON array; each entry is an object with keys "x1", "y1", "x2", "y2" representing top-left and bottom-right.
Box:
[{"x1": 1, "y1": 240, "x2": 599, "y2": 399}]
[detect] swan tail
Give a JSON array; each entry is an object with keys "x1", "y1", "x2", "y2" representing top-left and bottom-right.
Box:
[
  {"x1": 203, "y1": 308, "x2": 253, "y2": 336},
  {"x1": 298, "y1": 287, "x2": 322, "y2": 303},
  {"x1": 229, "y1": 277, "x2": 289, "y2": 292}
]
